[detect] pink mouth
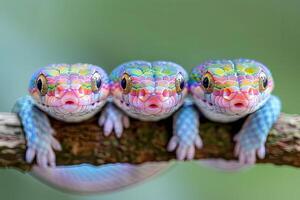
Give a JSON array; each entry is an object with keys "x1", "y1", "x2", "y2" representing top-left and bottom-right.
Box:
[
  {"x1": 61, "y1": 96, "x2": 79, "y2": 112},
  {"x1": 144, "y1": 97, "x2": 163, "y2": 114},
  {"x1": 230, "y1": 100, "x2": 249, "y2": 114},
  {"x1": 148, "y1": 104, "x2": 159, "y2": 109},
  {"x1": 65, "y1": 100, "x2": 75, "y2": 105},
  {"x1": 234, "y1": 102, "x2": 244, "y2": 108}
]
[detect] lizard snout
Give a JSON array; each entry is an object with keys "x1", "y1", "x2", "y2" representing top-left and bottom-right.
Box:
[
  {"x1": 61, "y1": 92, "x2": 79, "y2": 111},
  {"x1": 229, "y1": 93, "x2": 249, "y2": 114},
  {"x1": 144, "y1": 96, "x2": 163, "y2": 114}
]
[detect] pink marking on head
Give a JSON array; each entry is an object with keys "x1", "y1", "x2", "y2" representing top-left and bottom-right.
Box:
[
  {"x1": 29, "y1": 64, "x2": 110, "y2": 122},
  {"x1": 190, "y1": 59, "x2": 274, "y2": 117},
  {"x1": 110, "y1": 60, "x2": 188, "y2": 120}
]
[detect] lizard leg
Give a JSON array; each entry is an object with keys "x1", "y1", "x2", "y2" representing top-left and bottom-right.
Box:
[
  {"x1": 234, "y1": 95, "x2": 281, "y2": 164},
  {"x1": 168, "y1": 98, "x2": 202, "y2": 160},
  {"x1": 99, "y1": 102, "x2": 130, "y2": 138},
  {"x1": 13, "y1": 96, "x2": 62, "y2": 167}
]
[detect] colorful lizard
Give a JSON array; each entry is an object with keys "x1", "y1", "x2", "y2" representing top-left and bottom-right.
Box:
[
  {"x1": 102, "y1": 60, "x2": 202, "y2": 160},
  {"x1": 13, "y1": 63, "x2": 168, "y2": 193},
  {"x1": 13, "y1": 59, "x2": 279, "y2": 192},
  {"x1": 177, "y1": 59, "x2": 281, "y2": 164}
]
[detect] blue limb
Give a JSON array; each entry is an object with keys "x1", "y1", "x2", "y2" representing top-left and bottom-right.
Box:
[
  {"x1": 168, "y1": 97, "x2": 203, "y2": 160},
  {"x1": 12, "y1": 96, "x2": 61, "y2": 167},
  {"x1": 98, "y1": 102, "x2": 130, "y2": 138},
  {"x1": 234, "y1": 95, "x2": 281, "y2": 164},
  {"x1": 14, "y1": 97, "x2": 169, "y2": 193}
]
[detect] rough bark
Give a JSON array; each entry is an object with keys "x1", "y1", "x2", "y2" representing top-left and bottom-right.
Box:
[{"x1": 0, "y1": 112, "x2": 299, "y2": 171}]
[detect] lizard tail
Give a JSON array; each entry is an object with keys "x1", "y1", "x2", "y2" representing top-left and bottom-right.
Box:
[
  {"x1": 30, "y1": 163, "x2": 171, "y2": 194},
  {"x1": 197, "y1": 159, "x2": 252, "y2": 172}
]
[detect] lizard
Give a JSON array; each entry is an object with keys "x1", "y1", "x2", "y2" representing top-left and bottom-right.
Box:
[
  {"x1": 100, "y1": 60, "x2": 203, "y2": 160},
  {"x1": 13, "y1": 63, "x2": 168, "y2": 193},
  {"x1": 171, "y1": 58, "x2": 281, "y2": 164}
]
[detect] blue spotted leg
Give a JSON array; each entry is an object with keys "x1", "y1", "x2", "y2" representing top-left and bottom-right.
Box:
[
  {"x1": 168, "y1": 98, "x2": 203, "y2": 160},
  {"x1": 234, "y1": 95, "x2": 281, "y2": 164},
  {"x1": 12, "y1": 96, "x2": 62, "y2": 167}
]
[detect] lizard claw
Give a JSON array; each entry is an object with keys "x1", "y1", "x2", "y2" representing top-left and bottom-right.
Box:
[
  {"x1": 26, "y1": 134, "x2": 62, "y2": 168},
  {"x1": 167, "y1": 135, "x2": 203, "y2": 160},
  {"x1": 234, "y1": 134, "x2": 266, "y2": 165},
  {"x1": 99, "y1": 103, "x2": 129, "y2": 138}
]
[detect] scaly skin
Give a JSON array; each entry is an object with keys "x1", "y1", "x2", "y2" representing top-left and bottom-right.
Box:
[
  {"x1": 102, "y1": 60, "x2": 202, "y2": 159},
  {"x1": 15, "y1": 63, "x2": 110, "y2": 166},
  {"x1": 13, "y1": 64, "x2": 167, "y2": 193},
  {"x1": 188, "y1": 59, "x2": 281, "y2": 164}
]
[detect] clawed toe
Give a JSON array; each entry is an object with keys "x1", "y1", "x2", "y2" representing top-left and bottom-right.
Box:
[
  {"x1": 99, "y1": 105, "x2": 129, "y2": 138},
  {"x1": 235, "y1": 145, "x2": 266, "y2": 165},
  {"x1": 168, "y1": 135, "x2": 201, "y2": 161},
  {"x1": 167, "y1": 136, "x2": 179, "y2": 152},
  {"x1": 25, "y1": 135, "x2": 61, "y2": 168}
]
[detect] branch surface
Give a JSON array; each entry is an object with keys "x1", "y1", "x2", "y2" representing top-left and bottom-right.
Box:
[{"x1": 0, "y1": 112, "x2": 299, "y2": 171}]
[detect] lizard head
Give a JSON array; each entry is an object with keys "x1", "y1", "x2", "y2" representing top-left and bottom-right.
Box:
[
  {"x1": 189, "y1": 59, "x2": 274, "y2": 120},
  {"x1": 29, "y1": 64, "x2": 110, "y2": 122},
  {"x1": 110, "y1": 61, "x2": 188, "y2": 121}
]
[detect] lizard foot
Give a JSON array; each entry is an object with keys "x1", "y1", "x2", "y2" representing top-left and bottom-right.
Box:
[
  {"x1": 167, "y1": 135, "x2": 203, "y2": 160},
  {"x1": 234, "y1": 134, "x2": 266, "y2": 165},
  {"x1": 99, "y1": 104, "x2": 130, "y2": 138},
  {"x1": 26, "y1": 133, "x2": 62, "y2": 168}
]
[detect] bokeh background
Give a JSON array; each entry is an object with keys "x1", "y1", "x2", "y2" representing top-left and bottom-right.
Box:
[{"x1": 0, "y1": 0, "x2": 300, "y2": 199}]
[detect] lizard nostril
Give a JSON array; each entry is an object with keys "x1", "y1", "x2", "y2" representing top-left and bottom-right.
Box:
[
  {"x1": 139, "y1": 89, "x2": 146, "y2": 97},
  {"x1": 223, "y1": 88, "x2": 234, "y2": 100},
  {"x1": 162, "y1": 89, "x2": 169, "y2": 97}
]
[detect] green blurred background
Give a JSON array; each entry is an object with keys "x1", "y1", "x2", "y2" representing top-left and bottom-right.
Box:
[{"x1": 0, "y1": 0, "x2": 300, "y2": 199}]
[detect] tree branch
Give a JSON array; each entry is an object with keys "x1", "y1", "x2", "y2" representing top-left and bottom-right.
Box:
[{"x1": 0, "y1": 112, "x2": 299, "y2": 171}]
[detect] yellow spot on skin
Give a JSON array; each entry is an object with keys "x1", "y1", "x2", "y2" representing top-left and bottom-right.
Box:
[
  {"x1": 240, "y1": 79, "x2": 251, "y2": 86},
  {"x1": 245, "y1": 67, "x2": 259, "y2": 75},
  {"x1": 79, "y1": 69, "x2": 90, "y2": 76},
  {"x1": 224, "y1": 65, "x2": 233, "y2": 72},
  {"x1": 213, "y1": 68, "x2": 225, "y2": 76},
  {"x1": 57, "y1": 67, "x2": 69, "y2": 74},
  {"x1": 71, "y1": 64, "x2": 89, "y2": 74},
  {"x1": 129, "y1": 69, "x2": 143, "y2": 76},
  {"x1": 43, "y1": 69, "x2": 60, "y2": 77},
  {"x1": 236, "y1": 65, "x2": 245, "y2": 72},
  {"x1": 143, "y1": 71, "x2": 153, "y2": 76}
]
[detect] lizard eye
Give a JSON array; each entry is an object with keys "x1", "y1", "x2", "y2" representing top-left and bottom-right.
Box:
[
  {"x1": 91, "y1": 72, "x2": 102, "y2": 93},
  {"x1": 175, "y1": 73, "x2": 185, "y2": 93},
  {"x1": 36, "y1": 74, "x2": 48, "y2": 96},
  {"x1": 259, "y1": 71, "x2": 268, "y2": 92},
  {"x1": 120, "y1": 73, "x2": 132, "y2": 94},
  {"x1": 201, "y1": 72, "x2": 214, "y2": 93}
]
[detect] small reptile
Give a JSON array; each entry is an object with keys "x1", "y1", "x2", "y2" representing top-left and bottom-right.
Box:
[
  {"x1": 175, "y1": 59, "x2": 281, "y2": 164},
  {"x1": 13, "y1": 59, "x2": 278, "y2": 192},
  {"x1": 102, "y1": 60, "x2": 202, "y2": 160},
  {"x1": 13, "y1": 63, "x2": 167, "y2": 193}
]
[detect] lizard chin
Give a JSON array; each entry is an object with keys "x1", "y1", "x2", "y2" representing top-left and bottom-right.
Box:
[{"x1": 36, "y1": 100, "x2": 106, "y2": 122}]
